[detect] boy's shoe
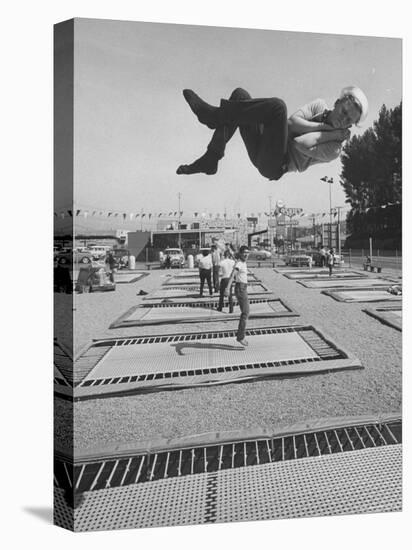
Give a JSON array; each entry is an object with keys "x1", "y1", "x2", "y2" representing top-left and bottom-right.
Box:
[{"x1": 236, "y1": 338, "x2": 248, "y2": 346}]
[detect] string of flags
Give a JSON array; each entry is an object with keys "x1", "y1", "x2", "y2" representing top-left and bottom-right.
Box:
[{"x1": 54, "y1": 201, "x2": 400, "y2": 221}]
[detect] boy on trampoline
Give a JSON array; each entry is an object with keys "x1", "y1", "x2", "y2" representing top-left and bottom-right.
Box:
[{"x1": 176, "y1": 86, "x2": 368, "y2": 180}]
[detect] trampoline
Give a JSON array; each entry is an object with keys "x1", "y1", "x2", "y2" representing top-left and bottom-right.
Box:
[
  {"x1": 73, "y1": 325, "x2": 362, "y2": 398},
  {"x1": 110, "y1": 298, "x2": 298, "y2": 328},
  {"x1": 54, "y1": 414, "x2": 401, "y2": 531},
  {"x1": 322, "y1": 288, "x2": 403, "y2": 303}
]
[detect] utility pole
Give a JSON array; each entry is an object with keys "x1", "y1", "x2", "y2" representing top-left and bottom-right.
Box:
[
  {"x1": 311, "y1": 214, "x2": 316, "y2": 247},
  {"x1": 177, "y1": 192, "x2": 182, "y2": 248},
  {"x1": 268, "y1": 196, "x2": 273, "y2": 249},
  {"x1": 321, "y1": 176, "x2": 333, "y2": 247}
]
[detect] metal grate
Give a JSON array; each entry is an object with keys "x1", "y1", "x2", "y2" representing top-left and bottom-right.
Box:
[{"x1": 55, "y1": 419, "x2": 401, "y2": 495}]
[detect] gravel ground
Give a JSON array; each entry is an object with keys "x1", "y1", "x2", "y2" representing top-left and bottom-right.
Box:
[{"x1": 54, "y1": 265, "x2": 402, "y2": 453}]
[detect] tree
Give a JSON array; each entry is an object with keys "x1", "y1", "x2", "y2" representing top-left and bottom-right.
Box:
[{"x1": 340, "y1": 103, "x2": 402, "y2": 248}]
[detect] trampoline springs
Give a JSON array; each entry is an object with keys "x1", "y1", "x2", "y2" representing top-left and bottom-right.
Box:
[
  {"x1": 60, "y1": 421, "x2": 402, "y2": 495},
  {"x1": 120, "y1": 458, "x2": 132, "y2": 486},
  {"x1": 363, "y1": 426, "x2": 377, "y2": 447},
  {"x1": 149, "y1": 455, "x2": 158, "y2": 481},
  {"x1": 75, "y1": 464, "x2": 85, "y2": 491},
  {"x1": 178, "y1": 450, "x2": 182, "y2": 476},
  {"x1": 90, "y1": 462, "x2": 105, "y2": 491},
  {"x1": 63, "y1": 463, "x2": 72, "y2": 489},
  {"x1": 344, "y1": 428, "x2": 356, "y2": 451},
  {"x1": 105, "y1": 459, "x2": 119, "y2": 488},
  {"x1": 333, "y1": 430, "x2": 344, "y2": 453},
  {"x1": 353, "y1": 427, "x2": 367, "y2": 449},
  {"x1": 135, "y1": 455, "x2": 146, "y2": 483},
  {"x1": 163, "y1": 452, "x2": 170, "y2": 479},
  {"x1": 324, "y1": 431, "x2": 332, "y2": 454},
  {"x1": 303, "y1": 434, "x2": 310, "y2": 457}
]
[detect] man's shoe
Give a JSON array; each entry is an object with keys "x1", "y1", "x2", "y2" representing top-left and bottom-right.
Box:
[
  {"x1": 236, "y1": 338, "x2": 248, "y2": 346},
  {"x1": 183, "y1": 89, "x2": 220, "y2": 129}
]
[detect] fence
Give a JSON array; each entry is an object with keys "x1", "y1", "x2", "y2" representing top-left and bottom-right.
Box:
[{"x1": 341, "y1": 249, "x2": 402, "y2": 270}]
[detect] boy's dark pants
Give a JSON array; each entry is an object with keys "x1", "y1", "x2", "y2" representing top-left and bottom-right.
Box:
[
  {"x1": 218, "y1": 278, "x2": 234, "y2": 312},
  {"x1": 199, "y1": 268, "x2": 213, "y2": 296},
  {"x1": 234, "y1": 282, "x2": 249, "y2": 341}
]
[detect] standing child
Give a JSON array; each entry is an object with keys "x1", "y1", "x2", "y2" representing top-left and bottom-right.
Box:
[
  {"x1": 217, "y1": 250, "x2": 235, "y2": 312},
  {"x1": 211, "y1": 244, "x2": 221, "y2": 292},
  {"x1": 198, "y1": 249, "x2": 213, "y2": 297},
  {"x1": 327, "y1": 248, "x2": 335, "y2": 277},
  {"x1": 226, "y1": 245, "x2": 250, "y2": 346}
]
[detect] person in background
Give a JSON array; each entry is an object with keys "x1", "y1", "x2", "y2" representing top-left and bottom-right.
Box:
[
  {"x1": 198, "y1": 249, "x2": 213, "y2": 297},
  {"x1": 211, "y1": 244, "x2": 221, "y2": 293},
  {"x1": 106, "y1": 251, "x2": 116, "y2": 283},
  {"x1": 319, "y1": 246, "x2": 327, "y2": 267},
  {"x1": 225, "y1": 242, "x2": 235, "y2": 259},
  {"x1": 217, "y1": 250, "x2": 235, "y2": 312},
  {"x1": 327, "y1": 248, "x2": 335, "y2": 277},
  {"x1": 165, "y1": 252, "x2": 172, "y2": 269},
  {"x1": 226, "y1": 245, "x2": 250, "y2": 346}
]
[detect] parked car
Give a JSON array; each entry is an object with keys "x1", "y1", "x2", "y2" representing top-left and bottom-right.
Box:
[
  {"x1": 55, "y1": 248, "x2": 93, "y2": 266},
  {"x1": 160, "y1": 248, "x2": 185, "y2": 268},
  {"x1": 194, "y1": 247, "x2": 211, "y2": 267},
  {"x1": 88, "y1": 245, "x2": 112, "y2": 260},
  {"x1": 111, "y1": 248, "x2": 131, "y2": 269},
  {"x1": 248, "y1": 248, "x2": 272, "y2": 261},
  {"x1": 309, "y1": 249, "x2": 343, "y2": 267},
  {"x1": 283, "y1": 252, "x2": 312, "y2": 267}
]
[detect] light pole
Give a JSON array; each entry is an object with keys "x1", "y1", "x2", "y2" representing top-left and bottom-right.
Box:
[
  {"x1": 321, "y1": 176, "x2": 333, "y2": 247},
  {"x1": 335, "y1": 206, "x2": 344, "y2": 257}
]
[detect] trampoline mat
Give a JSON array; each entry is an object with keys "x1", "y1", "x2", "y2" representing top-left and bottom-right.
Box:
[
  {"x1": 54, "y1": 417, "x2": 401, "y2": 531},
  {"x1": 144, "y1": 283, "x2": 270, "y2": 300},
  {"x1": 363, "y1": 306, "x2": 402, "y2": 330},
  {"x1": 110, "y1": 299, "x2": 298, "y2": 328},
  {"x1": 274, "y1": 266, "x2": 331, "y2": 273},
  {"x1": 283, "y1": 271, "x2": 367, "y2": 280},
  {"x1": 114, "y1": 272, "x2": 148, "y2": 284},
  {"x1": 298, "y1": 277, "x2": 395, "y2": 289},
  {"x1": 164, "y1": 275, "x2": 260, "y2": 286},
  {"x1": 323, "y1": 288, "x2": 403, "y2": 303},
  {"x1": 54, "y1": 340, "x2": 73, "y2": 396},
  {"x1": 74, "y1": 325, "x2": 361, "y2": 397}
]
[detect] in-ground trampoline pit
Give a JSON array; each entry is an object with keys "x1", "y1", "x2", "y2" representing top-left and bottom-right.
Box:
[
  {"x1": 297, "y1": 277, "x2": 397, "y2": 289},
  {"x1": 143, "y1": 282, "x2": 270, "y2": 300},
  {"x1": 163, "y1": 274, "x2": 261, "y2": 286},
  {"x1": 282, "y1": 271, "x2": 368, "y2": 280},
  {"x1": 54, "y1": 339, "x2": 73, "y2": 397},
  {"x1": 322, "y1": 288, "x2": 403, "y2": 303},
  {"x1": 110, "y1": 298, "x2": 298, "y2": 328},
  {"x1": 363, "y1": 305, "x2": 402, "y2": 331},
  {"x1": 73, "y1": 324, "x2": 362, "y2": 398},
  {"x1": 54, "y1": 414, "x2": 402, "y2": 531},
  {"x1": 112, "y1": 272, "x2": 149, "y2": 284}
]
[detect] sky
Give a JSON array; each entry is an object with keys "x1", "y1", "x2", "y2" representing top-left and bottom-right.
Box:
[{"x1": 69, "y1": 18, "x2": 402, "y2": 224}]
